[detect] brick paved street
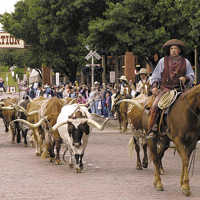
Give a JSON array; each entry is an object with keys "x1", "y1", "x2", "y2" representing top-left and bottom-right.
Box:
[{"x1": 0, "y1": 119, "x2": 200, "y2": 200}]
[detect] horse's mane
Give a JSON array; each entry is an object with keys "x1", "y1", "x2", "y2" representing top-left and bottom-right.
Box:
[{"x1": 181, "y1": 84, "x2": 200, "y2": 100}]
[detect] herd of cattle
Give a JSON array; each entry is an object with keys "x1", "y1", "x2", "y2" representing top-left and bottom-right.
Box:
[
  {"x1": 2, "y1": 84, "x2": 200, "y2": 197},
  {"x1": 0, "y1": 96, "x2": 109, "y2": 173}
]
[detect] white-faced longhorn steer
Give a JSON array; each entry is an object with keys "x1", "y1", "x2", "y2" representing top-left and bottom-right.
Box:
[{"x1": 52, "y1": 104, "x2": 109, "y2": 173}]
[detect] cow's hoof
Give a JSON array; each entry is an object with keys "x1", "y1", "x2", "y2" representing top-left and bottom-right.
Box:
[
  {"x1": 142, "y1": 161, "x2": 148, "y2": 168},
  {"x1": 79, "y1": 164, "x2": 83, "y2": 170},
  {"x1": 55, "y1": 160, "x2": 62, "y2": 165},
  {"x1": 136, "y1": 165, "x2": 143, "y2": 170},
  {"x1": 181, "y1": 185, "x2": 191, "y2": 196},
  {"x1": 76, "y1": 168, "x2": 82, "y2": 173},
  {"x1": 69, "y1": 163, "x2": 74, "y2": 168},
  {"x1": 36, "y1": 152, "x2": 41, "y2": 156},
  {"x1": 41, "y1": 151, "x2": 48, "y2": 159},
  {"x1": 49, "y1": 157, "x2": 55, "y2": 163},
  {"x1": 24, "y1": 144, "x2": 28, "y2": 147}
]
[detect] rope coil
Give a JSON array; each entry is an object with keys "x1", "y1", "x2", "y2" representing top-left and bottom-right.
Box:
[{"x1": 158, "y1": 90, "x2": 178, "y2": 110}]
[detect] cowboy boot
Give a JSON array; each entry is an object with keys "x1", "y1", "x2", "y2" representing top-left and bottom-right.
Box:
[{"x1": 146, "y1": 110, "x2": 158, "y2": 139}]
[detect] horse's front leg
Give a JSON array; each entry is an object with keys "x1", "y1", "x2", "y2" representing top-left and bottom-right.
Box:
[
  {"x1": 173, "y1": 137, "x2": 191, "y2": 196},
  {"x1": 148, "y1": 137, "x2": 164, "y2": 191},
  {"x1": 157, "y1": 136, "x2": 170, "y2": 175}
]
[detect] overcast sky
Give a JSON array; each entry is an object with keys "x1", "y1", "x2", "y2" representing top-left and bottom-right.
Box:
[
  {"x1": 0, "y1": 0, "x2": 19, "y2": 30},
  {"x1": 0, "y1": 0, "x2": 19, "y2": 14}
]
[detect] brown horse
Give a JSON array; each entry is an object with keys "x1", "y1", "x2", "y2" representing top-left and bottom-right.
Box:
[{"x1": 123, "y1": 84, "x2": 200, "y2": 196}]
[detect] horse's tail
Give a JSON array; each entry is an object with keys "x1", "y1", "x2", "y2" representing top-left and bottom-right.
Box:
[{"x1": 128, "y1": 136, "x2": 135, "y2": 159}]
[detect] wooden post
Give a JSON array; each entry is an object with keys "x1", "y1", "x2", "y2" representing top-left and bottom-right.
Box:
[
  {"x1": 195, "y1": 46, "x2": 199, "y2": 84},
  {"x1": 42, "y1": 65, "x2": 52, "y2": 85},
  {"x1": 102, "y1": 55, "x2": 106, "y2": 83},
  {"x1": 124, "y1": 52, "x2": 135, "y2": 82}
]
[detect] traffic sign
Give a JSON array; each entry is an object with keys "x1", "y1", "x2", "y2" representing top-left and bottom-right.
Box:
[
  {"x1": 85, "y1": 49, "x2": 102, "y2": 87},
  {"x1": 85, "y1": 50, "x2": 101, "y2": 60}
]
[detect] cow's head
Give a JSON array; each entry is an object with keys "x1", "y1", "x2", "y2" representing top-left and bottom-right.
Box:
[{"x1": 68, "y1": 121, "x2": 89, "y2": 148}]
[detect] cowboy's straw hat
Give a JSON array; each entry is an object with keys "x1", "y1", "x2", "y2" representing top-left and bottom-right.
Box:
[
  {"x1": 163, "y1": 39, "x2": 185, "y2": 48},
  {"x1": 139, "y1": 68, "x2": 147, "y2": 74},
  {"x1": 119, "y1": 75, "x2": 128, "y2": 82}
]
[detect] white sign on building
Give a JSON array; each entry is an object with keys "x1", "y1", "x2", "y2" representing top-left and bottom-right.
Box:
[
  {"x1": 56, "y1": 72, "x2": 60, "y2": 86},
  {"x1": 0, "y1": 32, "x2": 24, "y2": 48},
  {"x1": 110, "y1": 71, "x2": 115, "y2": 83}
]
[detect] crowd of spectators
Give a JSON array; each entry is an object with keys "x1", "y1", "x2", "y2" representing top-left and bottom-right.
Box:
[
  {"x1": 24, "y1": 68, "x2": 150, "y2": 118},
  {"x1": 26, "y1": 81, "x2": 115, "y2": 118}
]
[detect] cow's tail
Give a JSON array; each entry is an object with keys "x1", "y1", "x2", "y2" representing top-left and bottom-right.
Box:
[{"x1": 128, "y1": 136, "x2": 135, "y2": 159}]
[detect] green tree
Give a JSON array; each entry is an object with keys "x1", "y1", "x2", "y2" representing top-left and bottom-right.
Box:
[
  {"x1": 87, "y1": 0, "x2": 196, "y2": 67},
  {"x1": 0, "y1": 0, "x2": 107, "y2": 81}
]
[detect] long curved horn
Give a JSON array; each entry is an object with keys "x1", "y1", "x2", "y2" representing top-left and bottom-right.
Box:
[
  {"x1": 1, "y1": 106, "x2": 15, "y2": 110},
  {"x1": 87, "y1": 118, "x2": 110, "y2": 130},
  {"x1": 0, "y1": 102, "x2": 5, "y2": 106},
  {"x1": 14, "y1": 105, "x2": 39, "y2": 116},
  {"x1": 68, "y1": 98, "x2": 77, "y2": 105},
  {"x1": 116, "y1": 99, "x2": 144, "y2": 110},
  {"x1": 14, "y1": 105, "x2": 28, "y2": 114},
  {"x1": 12, "y1": 117, "x2": 47, "y2": 128},
  {"x1": 27, "y1": 110, "x2": 40, "y2": 116},
  {"x1": 52, "y1": 119, "x2": 75, "y2": 131}
]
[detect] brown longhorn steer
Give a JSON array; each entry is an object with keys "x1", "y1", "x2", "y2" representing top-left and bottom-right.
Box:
[{"x1": 13, "y1": 97, "x2": 65, "y2": 164}]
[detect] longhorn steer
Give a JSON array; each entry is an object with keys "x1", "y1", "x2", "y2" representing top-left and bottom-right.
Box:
[
  {"x1": 12, "y1": 97, "x2": 65, "y2": 164},
  {"x1": 0, "y1": 97, "x2": 23, "y2": 144},
  {"x1": 117, "y1": 96, "x2": 168, "y2": 173},
  {"x1": 52, "y1": 104, "x2": 109, "y2": 173}
]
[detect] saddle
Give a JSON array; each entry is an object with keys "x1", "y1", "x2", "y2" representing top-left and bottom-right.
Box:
[{"x1": 157, "y1": 89, "x2": 181, "y2": 133}]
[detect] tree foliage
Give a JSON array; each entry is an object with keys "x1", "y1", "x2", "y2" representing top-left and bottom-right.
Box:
[
  {"x1": 0, "y1": 0, "x2": 107, "y2": 81},
  {"x1": 1, "y1": 0, "x2": 200, "y2": 80},
  {"x1": 87, "y1": 0, "x2": 200, "y2": 66}
]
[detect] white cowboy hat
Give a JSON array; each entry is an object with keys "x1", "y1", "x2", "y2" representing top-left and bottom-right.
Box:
[
  {"x1": 139, "y1": 68, "x2": 147, "y2": 74},
  {"x1": 119, "y1": 75, "x2": 128, "y2": 82},
  {"x1": 94, "y1": 81, "x2": 99, "y2": 85}
]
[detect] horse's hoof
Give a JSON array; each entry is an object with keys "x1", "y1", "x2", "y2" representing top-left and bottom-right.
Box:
[
  {"x1": 156, "y1": 185, "x2": 164, "y2": 191},
  {"x1": 160, "y1": 169, "x2": 165, "y2": 175},
  {"x1": 181, "y1": 185, "x2": 191, "y2": 196},
  {"x1": 154, "y1": 182, "x2": 164, "y2": 191}
]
